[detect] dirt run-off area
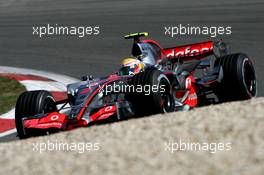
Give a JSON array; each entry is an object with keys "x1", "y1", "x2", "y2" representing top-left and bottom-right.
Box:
[{"x1": 0, "y1": 98, "x2": 263, "y2": 175}]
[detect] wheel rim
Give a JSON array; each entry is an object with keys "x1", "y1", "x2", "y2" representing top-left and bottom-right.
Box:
[
  {"x1": 159, "y1": 78, "x2": 173, "y2": 113},
  {"x1": 243, "y1": 60, "x2": 257, "y2": 97},
  {"x1": 161, "y1": 92, "x2": 174, "y2": 113}
]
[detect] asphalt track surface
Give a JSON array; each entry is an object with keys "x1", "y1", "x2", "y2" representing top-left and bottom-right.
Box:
[{"x1": 0, "y1": 0, "x2": 263, "y2": 95}]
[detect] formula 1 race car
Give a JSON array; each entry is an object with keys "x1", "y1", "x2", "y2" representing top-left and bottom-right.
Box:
[{"x1": 15, "y1": 32, "x2": 257, "y2": 138}]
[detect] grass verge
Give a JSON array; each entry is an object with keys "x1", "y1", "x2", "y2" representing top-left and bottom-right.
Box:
[{"x1": 0, "y1": 76, "x2": 26, "y2": 115}]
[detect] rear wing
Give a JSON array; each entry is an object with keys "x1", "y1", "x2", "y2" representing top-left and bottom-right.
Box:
[{"x1": 163, "y1": 41, "x2": 214, "y2": 61}]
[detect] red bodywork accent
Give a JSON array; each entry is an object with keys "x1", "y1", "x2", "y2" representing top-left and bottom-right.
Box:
[
  {"x1": 80, "y1": 87, "x2": 91, "y2": 94},
  {"x1": 184, "y1": 86, "x2": 198, "y2": 107},
  {"x1": 90, "y1": 105, "x2": 116, "y2": 122},
  {"x1": 66, "y1": 120, "x2": 88, "y2": 130},
  {"x1": 174, "y1": 75, "x2": 198, "y2": 108},
  {"x1": 24, "y1": 112, "x2": 68, "y2": 130}
]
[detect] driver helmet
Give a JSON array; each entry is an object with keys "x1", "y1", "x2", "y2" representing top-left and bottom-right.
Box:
[{"x1": 119, "y1": 57, "x2": 145, "y2": 75}]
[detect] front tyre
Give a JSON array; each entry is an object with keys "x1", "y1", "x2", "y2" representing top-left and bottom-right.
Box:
[
  {"x1": 127, "y1": 69, "x2": 175, "y2": 116},
  {"x1": 15, "y1": 90, "x2": 57, "y2": 139}
]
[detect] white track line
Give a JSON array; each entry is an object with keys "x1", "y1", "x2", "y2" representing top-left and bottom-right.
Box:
[
  {"x1": 20, "y1": 80, "x2": 67, "y2": 91},
  {"x1": 0, "y1": 66, "x2": 78, "y2": 85},
  {"x1": 1, "y1": 109, "x2": 15, "y2": 119},
  {"x1": 0, "y1": 129, "x2": 17, "y2": 137}
]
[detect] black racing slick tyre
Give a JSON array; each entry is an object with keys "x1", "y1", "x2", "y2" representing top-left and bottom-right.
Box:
[
  {"x1": 15, "y1": 90, "x2": 57, "y2": 139},
  {"x1": 127, "y1": 69, "x2": 175, "y2": 116},
  {"x1": 216, "y1": 53, "x2": 257, "y2": 102}
]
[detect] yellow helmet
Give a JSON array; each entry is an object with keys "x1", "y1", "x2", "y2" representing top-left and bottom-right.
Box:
[{"x1": 119, "y1": 57, "x2": 145, "y2": 75}]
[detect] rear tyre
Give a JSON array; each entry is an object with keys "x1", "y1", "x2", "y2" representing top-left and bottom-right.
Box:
[
  {"x1": 127, "y1": 69, "x2": 175, "y2": 116},
  {"x1": 216, "y1": 53, "x2": 257, "y2": 102},
  {"x1": 15, "y1": 90, "x2": 57, "y2": 139}
]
